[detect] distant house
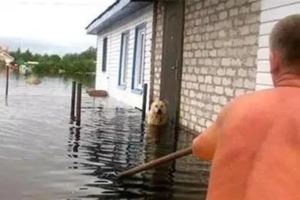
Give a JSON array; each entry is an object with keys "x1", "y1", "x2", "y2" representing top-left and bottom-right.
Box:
[
  {"x1": 26, "y1": 61, "x2": 39, "y2": 67},
  {"x1": 0, "y1": 48, "x2": 14, "y2": 65},
  {"x1": 86, "y1": 0, "x2": 153, "y2": 109},
  {"x1": 19, "y1": 61, "x2": 39, "y2": 75}
]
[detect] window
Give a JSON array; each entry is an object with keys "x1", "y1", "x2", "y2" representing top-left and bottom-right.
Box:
[
  {"x1": 102, "y1": 37, "x2": 108, "y2": 72},
  {"x1": 132, "y1": 24, "x2": 146, "y2": 90},
  {"x1": 118, "y1": 32, "x2": 129, "y2": 86}
]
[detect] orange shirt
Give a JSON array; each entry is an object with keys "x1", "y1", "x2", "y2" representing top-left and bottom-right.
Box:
[{"x1": 193, "y1": 77, "x2": 300, "y2": 200}]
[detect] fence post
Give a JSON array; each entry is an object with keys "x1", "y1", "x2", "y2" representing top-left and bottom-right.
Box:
[
  {"x1": 70, "y1": 81, "x2": 76, "y2": 123},
  {"x1": 5, "y1": 65, "x2": 9, "y2": 97},
  {"x1": 142, "y1": 83, "x2": 148, "y2": 122},
  {"x1": 76, "y1": 83, "x2": 82, "y2": 127}
]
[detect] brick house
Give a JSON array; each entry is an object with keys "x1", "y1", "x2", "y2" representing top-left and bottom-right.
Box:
[
  {"x1": 88, "y1": 0, "x2": 300, "y2": 132},
  {"x1": 150, "y1": 0, "x2": 300, "y2": 132}
]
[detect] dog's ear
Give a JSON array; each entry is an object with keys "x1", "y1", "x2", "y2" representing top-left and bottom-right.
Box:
[
  {"x1": 154, "y1": 98, "x2": 160, "y2": 102},
  {"x1": 149, "y1": 98, "x2": 156, "y2": 109},
  {"x1": 150, "y1": 98, "x2": 158, "y2": 105},
  {"x1": 160, "y1": 99, "x2": 169, "y2": 106}
]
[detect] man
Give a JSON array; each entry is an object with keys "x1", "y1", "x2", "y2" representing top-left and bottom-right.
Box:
[{"x1": 192, "y1": 14, "x2": 300, "y2": 200}]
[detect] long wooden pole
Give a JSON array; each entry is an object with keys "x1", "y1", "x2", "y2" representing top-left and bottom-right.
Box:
[
  {"x1": 5, "y1": 65, "x2": 9, "y2": 97},
  {"x1": 70, "y1": 81, "x2": 76, "y2": 124},
  {"x1": 118, "y1": 146, "x2": 192, "y2": 178},
  {"x1": 141, "y1": 83, "x2": 148, "y2": 122},
  {"x1": 76, "y1": 83, "x2": 82, "y2": 127}
]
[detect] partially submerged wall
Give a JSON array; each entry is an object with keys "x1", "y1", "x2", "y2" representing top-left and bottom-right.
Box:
[
  {"x1": 152, "y1": 1, "x2": 165, "y2": 100},
  {"x1": 151, "y1": 0, "x2": 261, "y2": 132},
  {"x1": 180, "y1": 0, "x2": 261, "y2": 132}
]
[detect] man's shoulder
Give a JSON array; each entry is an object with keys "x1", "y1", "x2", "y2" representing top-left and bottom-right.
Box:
[
  {"x1": 231, "y1": 88, "x2": 275, "y2": 106},
  {"x1": 222, "y1": 88, "x2": 276, "y2": 119}
]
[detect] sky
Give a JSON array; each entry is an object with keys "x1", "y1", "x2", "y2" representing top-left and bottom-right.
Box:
[{"x1": 0, "y1": 0, "x2": 115, "y2": 54}]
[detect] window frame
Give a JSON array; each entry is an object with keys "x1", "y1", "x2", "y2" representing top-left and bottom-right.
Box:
[
  {"x1": 131, "y1": 23, "x2": 147, "y2": 92},
  {"x1": 118, "y1": 31, "x2": 130, "y2": 88}
]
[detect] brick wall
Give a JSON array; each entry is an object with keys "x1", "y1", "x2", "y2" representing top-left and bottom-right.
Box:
[
  {"x1": 180, "y1": 0, "x2": 261, "y2": 132},
  {"x1": 152, "y1": 2, "x2": 164, "y2": 99}
]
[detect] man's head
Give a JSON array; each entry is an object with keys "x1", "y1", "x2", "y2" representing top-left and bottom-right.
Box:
[{"x1": 269, "y1": 14, "x2": 300, "y2": 83}]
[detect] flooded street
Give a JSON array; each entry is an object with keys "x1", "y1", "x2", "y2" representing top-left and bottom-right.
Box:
[{"x1": 0, "y1": 72, "x2": 209, "y2": 200}]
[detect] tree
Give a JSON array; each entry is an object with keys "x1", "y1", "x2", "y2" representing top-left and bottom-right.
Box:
[
  {"x1": 81, "y1": 46, "x2": 97, "y2": 60},
  {"x1": 10, "y1": 46, "x2": 97, "y2": 75},
  {"x1": 23, "y1": 49, "x2": 33, "y2": 61}
]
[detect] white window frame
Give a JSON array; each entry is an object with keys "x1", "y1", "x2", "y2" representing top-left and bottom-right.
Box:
[
  {"x1": 118, "y1": 31, "x2": 129, "y2": 87},
  {"x1": 132, "y1": 24, "x2": 146, "y2": 91}
]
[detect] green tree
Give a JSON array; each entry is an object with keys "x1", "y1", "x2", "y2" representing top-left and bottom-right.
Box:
[{"x1": 10, "y1": 46, "x2": 97, "y2": 75}]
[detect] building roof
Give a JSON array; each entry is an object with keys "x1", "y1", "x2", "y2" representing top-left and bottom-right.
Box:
[
  {"x1": 0, "y1": 50, "x2": 14, "y2": 63},
  {"x1": 26, "y1": 61, "x2": 39, "y2": 65},
  {"x1": 86, "y1": 0, "x2": 153, "y2": 35}
]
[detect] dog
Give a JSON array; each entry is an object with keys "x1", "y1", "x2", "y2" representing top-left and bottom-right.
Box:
[{"x1": 147, "y1": 99, "x2": 168, "y2": 126}]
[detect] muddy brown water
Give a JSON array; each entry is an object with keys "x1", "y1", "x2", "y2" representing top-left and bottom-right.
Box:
[{"x1": 0, "y1": 72, "x2": 209, "y2": 200}]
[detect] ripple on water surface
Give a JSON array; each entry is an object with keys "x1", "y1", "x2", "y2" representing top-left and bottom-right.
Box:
[{"x1": 0, "y1": 73, "x2": 209, "y2": 199}]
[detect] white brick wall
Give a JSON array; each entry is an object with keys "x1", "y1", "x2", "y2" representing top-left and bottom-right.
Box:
[
  {"x1": 180, "y1": 0, "x2": 261, "y2": 132},
  {"x1": 152, "y1": 2, "x2": 164, "y2": 100}
]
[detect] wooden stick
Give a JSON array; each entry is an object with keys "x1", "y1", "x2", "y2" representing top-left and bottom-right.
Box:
[
  {"x1": 141, "y1": 83, "x2": 148, "y2": 122},
  {"x1": 118, "y1": 146, "x2": 192, "y2": 178},
  {"x1": 70, "y1": 81, "x2": 76, "y2": 124},
  {"x1": 76, "y1": 83, "x2": 82, "y2": 127},
  {"x1": 5, "y1": 65, "x2": 9, "y2": 97}
]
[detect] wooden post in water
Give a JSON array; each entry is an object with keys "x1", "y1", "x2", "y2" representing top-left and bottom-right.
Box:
[
  {"x1": 5, "y1": 65, "x2": 9, "y2": 97},
  {"x1": 141, "y1": 83, "x2": 148, "y2": 122},
  {"x1": 70, "y1": 81, "x2": 76, "y2": 124},
  {"x1": 76, "y1": 83, "x2": 82, "y2": 127}
]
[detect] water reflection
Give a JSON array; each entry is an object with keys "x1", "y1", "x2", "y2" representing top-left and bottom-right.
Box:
[
  {"x1": 0, "y1": 72, "x2": 209, "y2": 199},
  {"x1": 4, "y1": 96, "x2": 8, "y2": 106},
  {"x1": 142, "y1": 125, "x2": 177, "y2": 199},
  {"x1": 68, "y1": 127, "x2": 81, "y2": 165}
]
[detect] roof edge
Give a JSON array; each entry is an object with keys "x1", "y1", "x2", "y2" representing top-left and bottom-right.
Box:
[
  {"x1": 86, "y1": 0, "x2": 153, "y2": 34},
  {"x1": 86, "y1": 0, "x2": 120, "y2": 30}
]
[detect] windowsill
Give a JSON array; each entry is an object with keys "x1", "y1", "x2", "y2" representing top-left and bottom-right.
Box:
[
  {"x1": 131, "y1": 88, "x2": 143, "y2": 95},
  {"x1": 118, "y1": 85, "x2": 126, "y2": 90}
]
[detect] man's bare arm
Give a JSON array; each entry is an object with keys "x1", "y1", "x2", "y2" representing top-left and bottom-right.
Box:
[{"x1": 192, "y1": 104, "x2": 229, "y2": 161}]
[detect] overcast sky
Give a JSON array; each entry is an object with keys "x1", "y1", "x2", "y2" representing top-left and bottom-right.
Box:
[{"x1": 0, "y1": 0, "x2": 115, "y2": 54}]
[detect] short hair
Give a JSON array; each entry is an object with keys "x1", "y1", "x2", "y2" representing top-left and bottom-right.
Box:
[{"x1": 270, "y1": 14, "x2": 300, "y2": 68}]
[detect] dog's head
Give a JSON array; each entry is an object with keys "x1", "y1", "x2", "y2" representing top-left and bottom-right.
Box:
[{"x1": 150, "y1": 99, "x2": 167, "y2": 116}]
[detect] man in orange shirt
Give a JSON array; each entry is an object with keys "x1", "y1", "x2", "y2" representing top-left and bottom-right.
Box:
[{"x1": 193, "y1": 14, "x2": 300, "y2": 200}]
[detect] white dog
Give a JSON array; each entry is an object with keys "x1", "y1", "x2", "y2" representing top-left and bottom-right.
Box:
[{"x1": 147, "y1": 99, "x2": 167, "y2": 126}]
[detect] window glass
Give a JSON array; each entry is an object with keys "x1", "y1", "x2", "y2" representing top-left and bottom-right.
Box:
[
  {"x1": 119, "y1": 32, "x2": 129, "y2": 86},
  {"x1": 133, "y1": 25, "x2": 146, "y2": 90},
  {"x1": 102, "y1": 37, "x2": 107, "y2": 72}
]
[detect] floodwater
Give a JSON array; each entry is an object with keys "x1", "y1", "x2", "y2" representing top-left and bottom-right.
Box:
[{"x1": 0, "y1": 72, "x2": 209, "y2": 200}]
